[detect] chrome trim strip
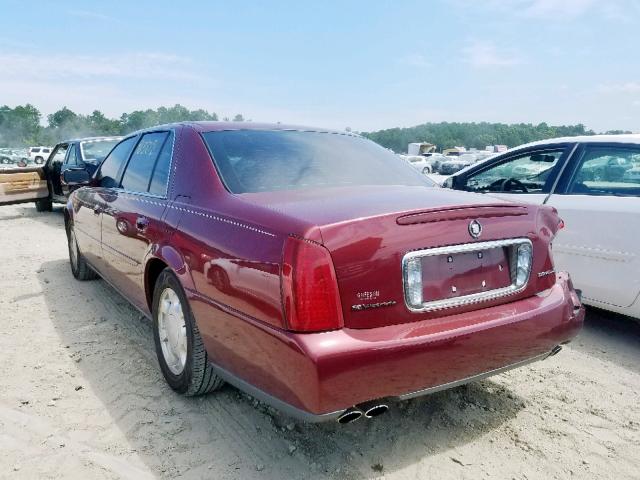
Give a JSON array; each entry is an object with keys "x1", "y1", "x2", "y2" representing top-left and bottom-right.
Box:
[
  {"x1": 402, "y1": 238, "x2": 533, "y2": 312},
  {"x1": 396, "y1": 350, "x2": 552, "y2": 401}
]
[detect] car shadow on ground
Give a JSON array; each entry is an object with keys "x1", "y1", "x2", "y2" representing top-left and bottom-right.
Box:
[
  {"x1": 0, "y1": 203, "x2": 65, "y2": 224},
  {"x1": 38, "y1": 258, "x2": 525, "y2": 479},
  {"x1": 572, "y1": 307, "x2": 640, "y2": 375}
]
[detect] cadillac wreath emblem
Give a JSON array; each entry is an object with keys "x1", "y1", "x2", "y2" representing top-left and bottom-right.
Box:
[{"x1": 468, "y1": 219, "x2": 482, "y2": 239}]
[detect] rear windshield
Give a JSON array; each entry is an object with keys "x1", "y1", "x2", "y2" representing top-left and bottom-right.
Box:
[
  {"x1": 81, "y1": 139, "x2": 120, "y2": 163},
  {"x1": 202, "y1": 130, "x2": 435, "y2": 193}
]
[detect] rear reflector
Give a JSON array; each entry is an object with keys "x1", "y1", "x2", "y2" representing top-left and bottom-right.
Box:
[{"x1": 281, "y1": 236, "x2": 344, "y2": 332}]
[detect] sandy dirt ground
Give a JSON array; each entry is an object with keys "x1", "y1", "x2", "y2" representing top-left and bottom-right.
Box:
[{"x1": 0, "y1": 203, "x2": 639, "y2": 480}]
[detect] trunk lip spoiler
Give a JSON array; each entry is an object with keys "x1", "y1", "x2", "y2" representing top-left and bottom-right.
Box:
[{"x1": 396, "y1": 204, "x2": 528, "y2": 225}]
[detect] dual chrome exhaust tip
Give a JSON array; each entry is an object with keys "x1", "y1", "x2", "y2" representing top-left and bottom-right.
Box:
[{"x1": 337, "y1": 402, "x2": 390, "y2": 424}]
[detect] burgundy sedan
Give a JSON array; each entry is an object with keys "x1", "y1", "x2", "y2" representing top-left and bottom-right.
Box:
[{"x1": 63, "y1": 123, "x2": 584, "y2": 423}]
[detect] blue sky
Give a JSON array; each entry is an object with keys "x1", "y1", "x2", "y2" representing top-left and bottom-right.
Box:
[{"x1": 1, "y1": 0, "x2": 639, "y2": 132}]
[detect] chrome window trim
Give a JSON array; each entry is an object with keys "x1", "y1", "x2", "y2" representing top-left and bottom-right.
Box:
[
  {"x1": 149, "y1": 130, "x2": 175, "y2": 199},
  {"x1": 402, "y1": 238, "x2": 533, "y2": 313}
]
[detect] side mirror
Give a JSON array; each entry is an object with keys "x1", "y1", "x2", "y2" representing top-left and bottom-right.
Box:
[{"x1": 63, "y1": 167, "x2": 92, "y2": 187}]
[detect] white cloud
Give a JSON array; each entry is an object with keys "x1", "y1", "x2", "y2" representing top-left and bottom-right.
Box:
[
  {"x1": 67, "y1": 9, "x2": 113, "y2": 21},
  {"x1": 398, "y1": 53, "x2": 430, "y2": 68},
  {"x1": 450, "y1": 0, "x2": 637, "y2": 20},
  {"x1": 0, "y1": 52, "x2": 202, "y2": 82},
  {"x1": 521, "y1": 0, "x2": 597, "y2": 18},
  {"x1": 598, "y1": 82, "x2": 640, "y2": 94},
  {"x1": 0, "y1": 50, "x2": 214, "y2": 121},
  {"x1": 463, "y1": 41, "x2": 523, "y2": 68}
]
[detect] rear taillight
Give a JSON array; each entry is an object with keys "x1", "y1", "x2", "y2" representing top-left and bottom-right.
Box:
[{"x1": 281, "y1": 236, "x2": 344, "y2": 332}]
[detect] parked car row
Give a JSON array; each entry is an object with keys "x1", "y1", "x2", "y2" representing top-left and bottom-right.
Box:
[
  {"x1": 0, "y1": 146, "x2": 56, "y2": 166},
  {"x1": 0, "y1": 148, "x2": 29, "y2": 166},
  {"x1": 402, "y1": 151, "x2": 496, "y2": 175}
]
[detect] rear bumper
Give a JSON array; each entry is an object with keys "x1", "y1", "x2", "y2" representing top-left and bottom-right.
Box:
[{"x1": 197, "y1": 272, "x2": 584, "y2": 422}]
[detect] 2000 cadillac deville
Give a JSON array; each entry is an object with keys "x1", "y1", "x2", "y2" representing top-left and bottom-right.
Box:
[{"x1": 61, "y1": 123, "x2": 584, "y2": 423}]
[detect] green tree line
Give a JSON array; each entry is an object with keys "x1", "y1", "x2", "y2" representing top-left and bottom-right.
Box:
[
  {"x1": 1, "y1": 103, "x2": 632, "y2": 150},
  {"x1": 0, "y1": 104, "x2": 246, "y2": 147},
  {"x1": 362, "y1": 122, "x2": 632, "y2": 153}
]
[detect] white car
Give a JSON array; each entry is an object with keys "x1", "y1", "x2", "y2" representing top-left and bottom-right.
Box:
[
  {"x1": 444, "y1": 134, "x2": 640, "y2": 320},
  {"x1": 398, "y1": 154, "x2": 436, "y2": 174},
  {"x1": 27, "y1": 146, "x2": 53, "y2": 164}
]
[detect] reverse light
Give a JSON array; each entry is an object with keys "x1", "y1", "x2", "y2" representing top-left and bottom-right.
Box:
[
  {"x1": 281, "y1": 236, "x2": 344, "y2": 332},
  {"x1": 404, "y1": 257, "x2": 423, "y2": 308},
  {"x1": 515, "y1": 242, "x2": 532, "y2": 288}
]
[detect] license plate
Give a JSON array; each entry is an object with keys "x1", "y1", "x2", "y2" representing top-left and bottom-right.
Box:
[
  {"x1": 401, "y1": 238, "x2": 532, "y2": 312},
  {"x1": 420, "y1": 246, "x2": 512, "y2": 301}
]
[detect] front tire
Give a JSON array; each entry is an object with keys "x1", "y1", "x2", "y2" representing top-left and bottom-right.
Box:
[
  {"x1": 67, "y1": 223, "x2": 98, "y2": 280},
  {"x1": 152, "y1": 269, "x2": 224, "y2": 396}
]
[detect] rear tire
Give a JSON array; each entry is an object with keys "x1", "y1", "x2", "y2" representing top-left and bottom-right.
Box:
[
  {"x1": 422, "y1": 166, "x2": 432, "y2": 174},
  {"x1": 152, "y1": 269, "x2": 224, "y2": 396},
  {"x1": 67, "y1": 223, "x2": 98, "y2": 281},
  {"x1": 35, "y1": 156, "x2": 44, "y2": 164},
  {"x1": 35, "y1": 198, "x2": 53, "y2": 212}
]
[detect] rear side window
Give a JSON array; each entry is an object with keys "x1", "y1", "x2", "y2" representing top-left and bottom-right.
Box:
[
  {"x1": 149, "y1": 132, "x2": 174, "y2": 196},
  {"x1": 568, "y1": 145, "x2": 640, "y2": 196},
  {"x1": 32, "y1": 148, "x2": 40, "y2": 153},
  {"x1": 98, "y1": 137, "x2": 137, "y2": 188},
  {"x1": 121, "y1": 132, "x2": 169, "y2": 193}
]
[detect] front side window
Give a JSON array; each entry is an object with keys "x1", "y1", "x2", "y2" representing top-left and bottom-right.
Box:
[
  {"x1": 202, "y1": 130, "x2": 434, "y2": 193},
  {"x1": 97, "y1": 136, "x2": 137, "y2": 188},
  {"x1": 463, "y1": 149, "x2": 565, "y2": 194},
  {"x1": 121, "y1": 132, "x2": 169, "y2": 193},
  {"x1": 568, "y1": 145, "x2": 640, "y2": 196},
  {"x1": 65, "y1": 145, "x2": 78, "y2": 166}
]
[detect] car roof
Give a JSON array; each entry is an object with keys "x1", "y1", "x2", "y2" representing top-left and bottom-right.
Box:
[
  {"x1": 513, "y1": 134, "x2": 640, "y2": 151},
  {"x1": 57, "y1": 136, "x2": 123, "y2": 145},
  {"x1": 131, "y1": 121, "x2": 359, "y2": 137}
]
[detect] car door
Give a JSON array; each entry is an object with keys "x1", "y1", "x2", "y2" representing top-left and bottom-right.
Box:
[
  {"x1": 100, "y1": 131, "x2": 173, "y2": 311},
  {"x1": 74, "y1": 137, "x2": 138, "y2": 271},
  {"x1": 46, "y1": 144, "x2": 69, "y2": 198},
  {"x1": 453, "y1": 145, "x2": 574, "y2": 205},
  {"x1": 60, "y1": 142, "x2": 80, "y2": 199},
  {"x1": 0, "y1": 166, "x2": 49, "y2": 206},
  {"x1": 545, "y1": 143, "x2": 640, "y2": 309}
]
